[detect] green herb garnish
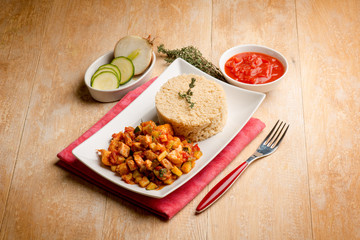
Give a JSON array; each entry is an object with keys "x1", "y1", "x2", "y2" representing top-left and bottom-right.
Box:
[
  {"x1": 159, "y1": 168, "x2": 167, "y2": 178},
  {"x1": 134, "y1": 126, "x2": 141, "y2": 134},
  {"x1": 158, "y1": 44, "x2": 226, "y2": 82},
  {"x1": 178, "y1": 78, "x2": 196, "y2": 108}
]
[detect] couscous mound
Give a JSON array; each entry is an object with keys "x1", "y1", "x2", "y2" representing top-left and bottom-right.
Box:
[{"x1": 155, "y1": 74, "x2": 227, "y2": 142}]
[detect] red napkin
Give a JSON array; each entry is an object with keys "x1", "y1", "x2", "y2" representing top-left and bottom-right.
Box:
[{"x1": 57, "y1": 77, "x2": 265, "y2": 219}]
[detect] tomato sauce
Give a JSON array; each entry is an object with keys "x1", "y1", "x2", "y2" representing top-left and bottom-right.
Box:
[{"x1": 225, "y1": 52, "x2": 285, "y2": 84}]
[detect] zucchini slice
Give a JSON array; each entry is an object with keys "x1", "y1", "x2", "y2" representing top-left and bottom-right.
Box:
[
  {"x1": 91, "y1": 64, "x2": 121, "y2": 84},
  {"x1": 111, "y1": 57, "x2": 135, "y2": 85},
  {"x1": 91, "y1": 71, "x2": 119, "y2": 90},
  {"x1": 91, "y1": 68, "x2": 118, "y2": 83},
  {"x1": 98, "y1": 64, "x2": 121, "y2": 79}
]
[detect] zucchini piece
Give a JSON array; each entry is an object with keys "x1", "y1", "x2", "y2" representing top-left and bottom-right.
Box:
[
  {"x1": 146, "y1": 182, "x2": 158, "y2": 190},
  {"x1": 171, "y1": 166, "x2": 183, "y2": 177},
  {"x1": 98, "y1": 64, "x2": 121, "y2": 79},
  {"x1": 91, "y1": 71, "x2": 119, "y2": 90},
  {"x1": 181, "y1": 161, "x2": 192, "y2": 174},
  {"x1": 111, "y1": 57, "x2": 135, "y2": 85},
  {"x1": 91, "y1": 67, "x2": 118, "y2": 83},
  {"x1": 91, "y1": 64, "x2": 121, "y2": 84}
]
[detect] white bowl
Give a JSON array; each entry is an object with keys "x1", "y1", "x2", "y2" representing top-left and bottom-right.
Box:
[
  {"x1": 219, "y1": 44, "x2": 288, "y2": 93},
  {"x1": 85, "y1": 51, "x2": 156, "y2": 102}
]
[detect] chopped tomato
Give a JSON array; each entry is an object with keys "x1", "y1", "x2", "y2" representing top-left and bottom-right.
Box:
[
  {"x1": 225, "y1": 52, "x2": 285, "y2": 84},
  {"x1": 193, "y1": 144, "x2": 200, "y2": 152}
]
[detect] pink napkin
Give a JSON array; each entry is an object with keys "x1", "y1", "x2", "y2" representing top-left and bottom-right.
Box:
[{"x1": 57, "y1": 77, "x2": 265, "y2": 219}]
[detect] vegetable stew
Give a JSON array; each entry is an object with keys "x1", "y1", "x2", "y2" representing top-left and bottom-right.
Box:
[{"x1": 98, "y1": 120, "x2": 202, "y2": 190}]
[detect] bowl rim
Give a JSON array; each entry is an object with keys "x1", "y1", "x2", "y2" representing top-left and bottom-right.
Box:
[
  {"x1": 85, "y1": 51, "x2": 156, "y2": 92},
  {"x1": 219, "y1": 44, "x2": 288, "y2": 87}
]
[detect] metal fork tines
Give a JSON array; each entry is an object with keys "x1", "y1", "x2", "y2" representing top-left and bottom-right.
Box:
[{"x1": 247, "y1": 120, "x2": 289, "y2": 165}]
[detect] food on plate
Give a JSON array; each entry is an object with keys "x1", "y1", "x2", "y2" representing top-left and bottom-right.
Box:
[
  {"x1": 157, "y1": 44, "x2": 226, "y2": 82},
  {"x1": 114, "y1": 35, "x2": 153, "y2": 75},
  {"x1": 225, "y1": 52, "x2": 285, "y2": 84},
  {"x1": 155, "y1": 74, "x2": 227, "y2": 142},
  {"x1": 90, "y1": 35, "x2": 153, "y2": 90},
  {"x1": 98, "y1": 120, "x2": 203, "y2": 190}
]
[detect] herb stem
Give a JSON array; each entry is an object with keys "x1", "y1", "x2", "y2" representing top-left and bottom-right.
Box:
[
  {"x1": 179, "y1": 78, "x2": 196, "y2": 108},
  {"x1": 158, "y1": 44, "x2": 226, "y2": 82}
]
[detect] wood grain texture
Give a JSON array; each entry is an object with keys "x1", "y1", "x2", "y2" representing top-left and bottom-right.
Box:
[
  {"x1": 297, "y1": 0, "x2": 360, "y2": 239},
  {"x1": 1, "y1": 0, "x2": 119, "y2": 239},
  {"x1": 0, "y1": 0, "x2": 53, "y2": 232},
  {"x1": 210, "y1": 0, "x2": 312, "y2": 239},
  {"x1": 0, "y1": 0, "x2": 359, "y2": 239}
]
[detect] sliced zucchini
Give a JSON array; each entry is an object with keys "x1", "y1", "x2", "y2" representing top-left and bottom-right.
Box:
[
  {"x1": 98, "y1": 64, "x2": 121, "y2": 79},
  {"x1": 91, "y1": 64, "x2": 121, "y2": 84},
  {"x1": 111, "y1": 57, "x2": 135, "y2": 85},
  {"x1": 91, "y1": 68, "x2": 117, "y2": 83},
  {"x1": 91, "y1": 71, "x2": 119, "y2": 90}
]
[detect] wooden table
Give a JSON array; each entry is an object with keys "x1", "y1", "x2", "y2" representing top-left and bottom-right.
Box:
[{"x1": 1, "y1": 0, "x2": 359, "y2": 239}]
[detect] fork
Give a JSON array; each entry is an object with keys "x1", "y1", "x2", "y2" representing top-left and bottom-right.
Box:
[{"x1": 196, "y1": 120, "x2": 289, "y2": 213}]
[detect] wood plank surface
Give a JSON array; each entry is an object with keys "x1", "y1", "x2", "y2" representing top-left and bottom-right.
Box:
[
  {"x1": 0, "y1": 0, "x2": 359, "y2": 239},
  {"x1": 0, "y1": 0, "x2": 54, "y2": 232},
  {"x1": 1, "y1": 0, "x2": 111, "y2": 239},
  {"x1": 210, "y1": 0, "x2": 312, "y2": 239},
  {"x1": 297, "y1": 0, "x2": 360, "y2": 239}
]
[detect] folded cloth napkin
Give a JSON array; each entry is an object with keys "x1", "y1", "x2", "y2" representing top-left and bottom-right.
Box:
[{"x1": 57, "y1": 77, "x2": 265, "y2": 220}]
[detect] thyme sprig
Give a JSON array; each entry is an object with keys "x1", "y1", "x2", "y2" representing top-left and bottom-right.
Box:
[
  {"x1": 158, "y1": 44, "x2": 226, "y2": 82},
  {"x1": 179, "y1": 77, "x2": 196, "y2": 108}
]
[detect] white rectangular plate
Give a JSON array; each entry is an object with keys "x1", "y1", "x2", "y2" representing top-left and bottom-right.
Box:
[{"x1": 72, "y1": 58, "x2": 266, "y2": 198}]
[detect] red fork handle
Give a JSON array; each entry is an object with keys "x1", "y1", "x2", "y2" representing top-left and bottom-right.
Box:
[{"x1": 196, "y1": 161, "x2": 249, "y2": 213}]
